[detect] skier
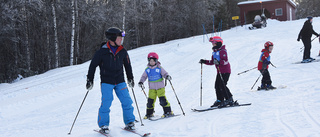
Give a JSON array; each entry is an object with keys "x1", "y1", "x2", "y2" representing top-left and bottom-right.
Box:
[
  {"x1": 138, "y1": 52, "x2": 174, "y2": 119},
  {"x1": 86, "y1": 27, "x2": 136, "y2": 134},
  {"x1": 297, "y1": 16, "x2": 319, "y2": 63},
  {"x1": 199, "y1": 36, "x2": 237, "y2": 108},
  {"x1": 257, "y1": 41, "x2": 275, "y2": 90}
]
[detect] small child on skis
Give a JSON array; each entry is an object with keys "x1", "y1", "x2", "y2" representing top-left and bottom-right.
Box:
[
  {"x1": 257, "y1": 41, "x2": 276, "y2": 90},
  {"x1": 199, "y1": 36, "x2": 237, "y2": 108},
  {"x1": 138, "y1": 52, "x2": 174, "y2": 119}
]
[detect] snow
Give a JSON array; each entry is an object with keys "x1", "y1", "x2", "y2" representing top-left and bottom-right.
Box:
[
  {"x1": 237, "y1": 0, "x2": 297, "y2": 7},
  {"x1": 1, "y1": 18, "x2": 320, "y2": 137},
  {"x1": 238, "y1": 0, "x2": 275, "y2": 5}
]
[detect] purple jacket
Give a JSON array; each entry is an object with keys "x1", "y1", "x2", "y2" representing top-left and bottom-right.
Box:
[
  {"x1": 204, "y1": 45, "x2": 231, "y2": 74},
  {"x1": 139, "y1": 62, "x2": 169, "y2": 90}
]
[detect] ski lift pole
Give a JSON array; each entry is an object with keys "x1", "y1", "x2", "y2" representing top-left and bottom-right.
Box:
[
  {"x1": 202, "y1": 24, "x2": 209, "y2": 42},
  {"x1": 168, "y1": 80, "x2": 185, "y2": 116},
  {"x1": 200, "y1": 63, "x2": 203, "y2": 106}
]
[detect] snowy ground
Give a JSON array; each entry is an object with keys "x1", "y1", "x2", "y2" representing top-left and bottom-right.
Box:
[{"x1": 1, "y1": 18, "x2": 320, "y2": 137}]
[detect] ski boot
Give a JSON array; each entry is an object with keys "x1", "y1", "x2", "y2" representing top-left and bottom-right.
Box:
[
  {"x1": 210, "y1": 100, "x2": 221, "y2": 107},
  {"x1": 266, "y1": 85, "x2": 276, "y2": 90},
  {"x1": 309, "y1": 57, "x2": 316, "y2": 61},
  {"x1": 161, "y1": 111, "x2": 174, "y2": 118},
  {"x1": 258, "y1": 84, "x2": 267, "y2": 90},
  {"x1": 99, "y1": 125, "x2": 110, "y2": 134},
  {"x1": 218, "y1": 100, "x2": 227, "y2": 108},
  {"x1": 143, "y1": 114, "x2": 154, "y2": 119},
  {"x1": 124, "y1": 122, "x2": 135, "y2": 130},
  {"x1": 143, "y1": 109, "x2": 154, "y2": 119},
  {"x1": 161, "y1": 106, "x2": 174, "y2": 118},
  {"x1": 226, "y1": 97, "x2": 238, "y2": 106},
  {"x1": 301, "y1": 59, "x2": 312, "y2": 63}
]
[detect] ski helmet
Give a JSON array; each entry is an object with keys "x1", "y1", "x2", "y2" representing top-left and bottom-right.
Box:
[
  {"x1": 307, "y1": 16, "x2": 313, "y2": 20},
  {"x1": 105, "y1": 27, "x2": 125, "y2": 42},
  {"x1": 209, "y1": 36, "x2": 223, "y2": 44},
  {"x1": 264, "y1": 41, "x2": 273, "y2": 49},
  {"x1": 147, "y1": 52, "x2": 159, "y2": 62}
]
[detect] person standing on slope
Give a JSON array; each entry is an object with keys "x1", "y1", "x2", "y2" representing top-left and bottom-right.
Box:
[
  {"x1": 86, "y1": 27, "x2": 136, "y2": 134},
  {"x1": 138, "y1": 52, "x2": 174, "y2": 119},
  {"x1": 199, "y1": 36, "x2": 237, "y2": 108},
  {"x1": 297, "y1": 16, "x2": 319, "y2": 63},
  {"x1": 257, "y1": 41, "x2": 275, "y2": 90}
]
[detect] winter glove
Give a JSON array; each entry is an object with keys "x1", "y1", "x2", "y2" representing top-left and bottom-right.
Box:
[
  {"x1": 263, "y1": 60, "x2": 270, "y2": 65},
  {"x1": 86, "y1": 79, "x2": 93, "y2": 90},
  {"x1": 213, "y1": 59, "x2": 220, "y2": 65},
  {"x1": 166, "y1": 75, "x2": 172, "y2": 81},
  {"x1": 128, "y1": 79, "x2": 134, "y2": 88},
  {"x1": 199, "y1": 59, "x2": 206, "y2": 64},
  {"x1": 297, "y1": 38, "x2": 300, "y2": 42},
  {"x1": 138, "y1": 82, "x2": 144, "y2": 88},
  {"x1": 262, "y1": 60, "x2": 270, "y2": 70}
]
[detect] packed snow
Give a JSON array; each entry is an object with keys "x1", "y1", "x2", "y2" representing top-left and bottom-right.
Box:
[{"x1": 1, "y1": 18, "x2": 320, "y2": 137}]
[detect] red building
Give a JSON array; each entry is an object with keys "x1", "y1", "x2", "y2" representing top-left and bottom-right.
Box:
[{"x1": 238, "y1": 0, "x2": 297, "y2": 25}]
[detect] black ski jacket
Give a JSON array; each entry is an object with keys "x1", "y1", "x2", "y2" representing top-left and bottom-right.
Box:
[
  {"x1": 87, "y1": 42, "x2": 133, "y2": 85},
  {"x1": 298, "y1": 20, "x2": 318, "y2": 40}
]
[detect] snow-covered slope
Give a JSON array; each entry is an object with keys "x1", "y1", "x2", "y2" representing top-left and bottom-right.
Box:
[{"x1": 1, "y1": 18, "x2": 320, "y2": 137}]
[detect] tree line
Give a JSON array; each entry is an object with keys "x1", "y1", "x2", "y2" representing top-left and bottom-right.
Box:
[{"x1": 0, "y1": 0, "x2": 317, "y2": 83}]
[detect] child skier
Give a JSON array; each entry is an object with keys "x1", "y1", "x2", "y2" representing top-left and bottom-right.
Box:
[
  {"x1": 257, "y1": 41, "x2": 276, "y2": 90},
  {"x1": 138, "y1": 52, "x2": 174, "y2": 119},
  {"x1": 199, "y1": 36, "x2": 237, "y2": 108}
]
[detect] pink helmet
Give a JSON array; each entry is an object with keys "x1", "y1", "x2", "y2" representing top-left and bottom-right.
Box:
[
  {"x1": 209, "y1": 36, "x2": 223, "y2": 44},
  {"x1": 147, "y1": 52, "x2": 159, "y2": 60}
]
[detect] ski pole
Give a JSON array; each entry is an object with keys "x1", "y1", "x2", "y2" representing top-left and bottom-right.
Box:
[
  {"x1": 270, "y1": 62, "x2": 276, "y2": 68},
  {"x1": 237, "y1": 67, "x2": 257, "y2": 75},
  {"x1": 68, "y1": 90, "x2": 90, "y2": 135},
  {"x1": 200, "y1": 63, "x2": 203, "y2": 106},
  {"x1": 140, "y1": 84, "x2": 148, "y2": 99},
  {"x1": 311, "y1": 36, "x2": 318, "y2": 42},
  {"x1": 131, "y1": 87, "x2": 144, "y2": 126},
  {"x1": 251, "y1": 69, "x2": 265, "y2": 90},
  {"x1": 168, "y1": 80, "x2": 185, "y2": 116}
]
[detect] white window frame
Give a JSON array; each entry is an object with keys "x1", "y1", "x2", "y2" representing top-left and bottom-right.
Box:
[{"x1": 275, "y1": 8, "x2": 283, "y2": 16}]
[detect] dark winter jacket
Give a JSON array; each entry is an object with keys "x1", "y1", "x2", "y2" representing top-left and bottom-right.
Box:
[
  {"x1": 87, "y1": 42, "x2": 133, "y2": 85},
  {"x1": 298, "y1": 20, "x2": 319, "y2": 40}
]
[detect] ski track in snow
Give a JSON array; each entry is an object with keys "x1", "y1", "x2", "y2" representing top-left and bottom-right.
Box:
[{"x1": 1, "y1": 18, "x2": 320, "y2": 137}]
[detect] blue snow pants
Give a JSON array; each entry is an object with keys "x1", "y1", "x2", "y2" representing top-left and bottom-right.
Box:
[{"x1": 98, "y1": 82, "x2": 135, "y2": 127}]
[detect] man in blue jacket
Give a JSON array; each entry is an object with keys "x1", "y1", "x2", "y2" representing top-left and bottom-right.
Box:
[
  {"x1": 297, "y1": 16, "x2": 319, "y2": 63},
  {"x1": 86, "y1": 27, "x2": 135, "y2": 134}
]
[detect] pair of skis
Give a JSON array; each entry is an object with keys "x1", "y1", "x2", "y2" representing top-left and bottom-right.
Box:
[
  {"x1": 191, "y1": 102, "x2": 251, "y2": 112},
  {"x1": 94, "y1": 128, "x2": 151, "y2": 137}
]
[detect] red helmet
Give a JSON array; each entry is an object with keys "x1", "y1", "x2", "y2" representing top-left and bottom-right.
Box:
[
  {"x1": 147, "y1": 52, "x2": 159, "y2": 60},
  {"x1": 209, "y1": 36, "x2": 223, "y2": 44},
  {"x1": 264, "y1": 41, "x2": 273, "y2": 49}
]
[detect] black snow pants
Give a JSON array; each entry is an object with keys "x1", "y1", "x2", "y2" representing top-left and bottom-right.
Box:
[{"x1": 215, "y1": 73, "x2": 232, "y2": 101}]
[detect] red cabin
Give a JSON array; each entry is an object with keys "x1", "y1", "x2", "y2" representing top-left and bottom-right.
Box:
[{"x1": 238, "y1": 0, "x2": 297, "y2": 25}]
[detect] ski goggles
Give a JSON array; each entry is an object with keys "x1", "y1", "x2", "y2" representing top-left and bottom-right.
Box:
[{"x1": 116, "y1": 31, "x2": 126, "y2": 37}]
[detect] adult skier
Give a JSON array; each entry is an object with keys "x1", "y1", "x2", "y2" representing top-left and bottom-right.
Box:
[
  {"x1": 199, "y1": 36, "x2": 237, "y2": 108},
  {"x1": 86, "y1": 27, "x2": 136, "y2": 134},
  {"x1": 297, "y1": 16, "x2": 319, "y2": 63}
]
